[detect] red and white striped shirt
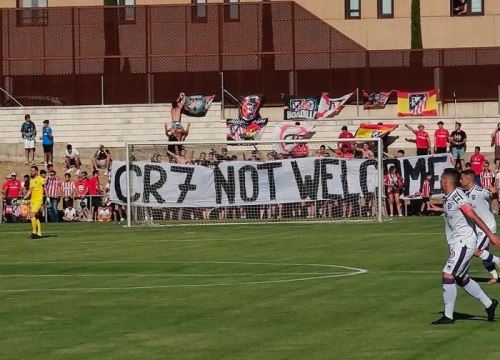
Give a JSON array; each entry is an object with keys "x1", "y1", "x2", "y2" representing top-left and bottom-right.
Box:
[
  {"x1": 480, "y1": 170, "x2": 495, "y2": 189},
  {"x1": 62, "y1": 180, "x2": 75, "y2": 197},
  {"x1": 421, "y1": 179, "x2": 431, "y2": 197},
  {"x1": 45, "y1": 177, "x2": 62, "y2": 198}
]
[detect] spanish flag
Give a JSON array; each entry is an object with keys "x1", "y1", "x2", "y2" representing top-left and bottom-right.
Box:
[
  {"x1": 355, "y1": 124, "x2": 398, "y2": 138},
  {"x1": 397, "y1": 89, "x2": 438, "y2": 116}
]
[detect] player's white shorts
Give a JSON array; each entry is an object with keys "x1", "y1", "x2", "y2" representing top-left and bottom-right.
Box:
[
  {"x1": 23, "y1": 139, "x2": 35, "y2": 149},
  {"x1": 443, "y1": 243, "x2": 475, "y2": 277},
  {"x1": 476, "y1": 231, "x2": 490, "y2": 251}
]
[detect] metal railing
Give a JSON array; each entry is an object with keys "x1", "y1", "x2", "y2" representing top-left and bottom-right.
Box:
[{"x1": 0, "y1": 3, "x2": 499, "y2": 106}]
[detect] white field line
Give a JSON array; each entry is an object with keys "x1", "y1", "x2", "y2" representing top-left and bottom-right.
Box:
[{"x1": 0, "y1": 261, "x2": 367, "y2": 293}]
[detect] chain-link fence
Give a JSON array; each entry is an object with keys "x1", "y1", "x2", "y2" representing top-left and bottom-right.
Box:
[{"x1": 1, "y1": 2, "x2": 499, "y2": 106}]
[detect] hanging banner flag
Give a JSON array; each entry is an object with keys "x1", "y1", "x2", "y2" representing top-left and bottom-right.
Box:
[
  {"x1": 283, "y1": 95, "x2": 321, "y2": 120},
  {"x1": 226, "y1": 118, "x2": 268, "y2": 141},
  {"x1": 272, "y1": 122, "x2": 316, "y2": 154},
  {"x1": 316, "y1": 92, "x2": 353, "y2": 119},
  {"x1": 110, "y1": 154, "x2": 453, "y2": 208},
  {"x1": 397, "y1": 89, "x2": 438, "y2": 116},
  {"x1": 226, "y1": 95, "x2": 268, "y2": 141},
  {"x1": 182, "y1": 94, "x2": 215, "y2": 117},
  {"x1": 355, "y1": 123, "x2": 399, "y2": 138},
  {"x1": 363, "y1": 91, "x2": 392, "y2": 110}
]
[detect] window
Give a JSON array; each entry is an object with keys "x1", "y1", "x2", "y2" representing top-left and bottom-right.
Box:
[
  {"x1": 345, "y1": 0, "x2": 361, "y2": 19},
  {"x1": 118, "y1": 0, "x2": 135, "y2": 24},
  {"x1": 224, "y1": 0, "x2": 240, "y2": 22},
  {"x1": 17, "y1": 0, "x2": 48, "y2": 27},
  {"x1": 451, "y1": 0, "x2": 484, "y2": 16},
  {"x1": 192, "y1": 0, "x2": 208, "y2": 23},
  {"x1": 378, "y1": 0, "x2": 394, "y2": 18}
]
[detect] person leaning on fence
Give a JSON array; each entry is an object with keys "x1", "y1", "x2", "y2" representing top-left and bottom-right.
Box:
[
  {"x1": 20, "y1": 114, "x2": 36, "y2": 165},
  {"x1": 92, "y1": 144, "x2": 112, "y2": 175}
]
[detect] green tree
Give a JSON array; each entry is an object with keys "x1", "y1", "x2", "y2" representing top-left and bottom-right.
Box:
[{"x1": 411, "y1": 0, "x2": 422, "y2": 49}]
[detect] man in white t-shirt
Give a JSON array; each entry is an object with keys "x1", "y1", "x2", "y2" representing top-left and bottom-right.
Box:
[
  {"x1": 63, "y1": 202, "x2": 77, "y2": 222},
  {"x1": 64, "y1": 144, "x2": 81, "y2": 175},
  {"x1": 429, "y1": 168, "x2": 500, "y2": 324}
]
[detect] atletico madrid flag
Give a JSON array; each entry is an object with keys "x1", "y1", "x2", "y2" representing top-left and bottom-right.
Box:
[
  {"x1": 355, "y1": 124, "x2": 399, "y2": 138},
  {"x1": 397, "y1": 89, "x2": 438, "y2": 116}
]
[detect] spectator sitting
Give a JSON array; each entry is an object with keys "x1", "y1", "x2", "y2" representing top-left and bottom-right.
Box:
[
  {"x1": 20, "y1": 114, "x2": 36, "y2": 165},
  {"x1": 396, "y1": 149, "x2": 405, "y2": 158},
  {"x1": 41, "y1": 119, "x2": 54, "y2": 167},
  {"x1": 63, "y1": 201, "x2": 78, "y2": 222},
  {"x1": 78, "y1": 202, "x2": 91, "y2": 222},
  {"x1": 65, "y1": 144, "x2": 82, "y2": 175},
  {"x1": 98, "y1": 202, "x2": 112, "y2": 222},
  {"x1": 290, "y1": 141, "x2": 309, "y2": 158},
  {"x1": 331, "y1": 143, "x2": 353, "y2": 159},
  {"x1": 92, "y1": 144, "x2": 112, "y2": 175}
]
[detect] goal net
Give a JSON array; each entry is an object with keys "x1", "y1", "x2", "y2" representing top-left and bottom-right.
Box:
[{"x1": 111, "y1": 139, "x2": 385, "y2": 226}]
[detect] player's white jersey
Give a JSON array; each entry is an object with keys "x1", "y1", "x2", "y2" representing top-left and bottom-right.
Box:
[
  {"x1": 443, "y1": 188, "x2": 476, "y2": 246},
  {"x1": 464, "y1": 185, "x2": 496, "y2": 233}
]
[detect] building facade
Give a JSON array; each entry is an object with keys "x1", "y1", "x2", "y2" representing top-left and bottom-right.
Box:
[{"x1": 4, "y1": 1, "x2": 500, "y2": 49}]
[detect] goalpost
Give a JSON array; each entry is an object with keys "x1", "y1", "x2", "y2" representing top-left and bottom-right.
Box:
[{"x1": 113, "y1": 138, "x2": 385, "y2": 227}]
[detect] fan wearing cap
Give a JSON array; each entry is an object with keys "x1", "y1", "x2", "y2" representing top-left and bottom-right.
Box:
[
  {"x1": 405, "y1": 123, "x2": 430, "y2": 156},
  {"x1": 2, "y1": 172, "x2": 22, "y2": 199}
]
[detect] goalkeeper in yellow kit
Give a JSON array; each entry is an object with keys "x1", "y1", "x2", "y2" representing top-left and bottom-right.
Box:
[{"x1": 24, "y1": 165, "x2": 45, "y2": 239}]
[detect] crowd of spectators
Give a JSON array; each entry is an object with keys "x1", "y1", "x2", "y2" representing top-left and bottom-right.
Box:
[{"x1": 4, "y1": 111, "x2": 500, "y2": 222}]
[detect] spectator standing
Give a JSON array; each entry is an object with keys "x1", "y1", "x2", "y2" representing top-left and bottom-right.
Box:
[
  {"x1": 434, "y1": 121, "x2": 449, "y2": 154},
  {"x1": 449, "y1": 122, "x2": 467, "y2": 169},
  {"x1": 215, "y1": 147, "x2": 231, "y2": 161},
  {"x1": 44, "y1": 170, "x2": 62, "y2": 222},
  {"x1": 62, "y1": 173, "x2": 75, "y2": 209},
  {"x1": 91, "y1": 145, "x2": 112, "y2": 175},
  {"x1": 384, "y1": 166, "x2": 404, "y2": 217},
  {"x1": 419, "y1": 172, "x2": 432, "y2": 215},
  {"x1": 470, "y1": 146, "x2": 485, "y2": 185},
  {"x1": 20, "y1": 114, "x2": 36, "y2": 165},
  {"x1": 404, "y1": 124, "x2": 430, "y2": 156},
  {"x1": 41, "y1": 120, "x2": 54, "y2": 167},
  {"x1": 65, "y1": 144, "x2": 82, "y2": 175},
  {"x1": 2, "y1": 172, "x2": 22, "y2": 200},
  {"x1": 74, "y1": 173, "x2": 89, "y2": 209},
  {"x1": 87, "y1": 169, "x2": 101, "y2": 221},
  {"x1": 480, "y1": 162, "x2": 495, "y2": 190},
  {"x1": 357, "y1": 143, "x2": 374, "y2": 159},
  {"x1": 21, "y1": 174, "x2": 30, "y2": 195},
  {"x1": 339, "y1": 126, "x2": 354, "y2": 151},
  {"x1": 490, "y1": 123, "x2": 500, "y2": 172}
]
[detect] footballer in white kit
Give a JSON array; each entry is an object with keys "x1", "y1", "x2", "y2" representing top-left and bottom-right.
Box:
[
  {"x1": 461, "y1": 170, "x2": 500, "y2": 283},
  {"x1": 429, "y1": 168, "x2": 500, "y2": 325}
]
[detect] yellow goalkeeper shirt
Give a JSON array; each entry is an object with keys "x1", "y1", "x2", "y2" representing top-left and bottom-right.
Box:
[{"x1": 29, "y1": 175, "x2": 45, "y2": 202}]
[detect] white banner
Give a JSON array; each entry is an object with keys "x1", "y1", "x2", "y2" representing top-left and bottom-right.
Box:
[{"x1": 110, "y1": 154, "x2": 452, "y2": 208}]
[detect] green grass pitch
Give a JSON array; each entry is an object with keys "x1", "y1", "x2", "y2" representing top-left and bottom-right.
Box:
[{"x1": 1, "y1": 218, "x2": 500, "y2": 360}]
